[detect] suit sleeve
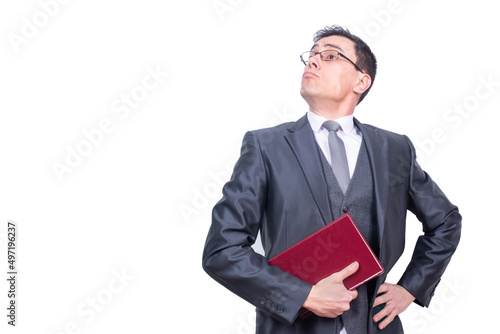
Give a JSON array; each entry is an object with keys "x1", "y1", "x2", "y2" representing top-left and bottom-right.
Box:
[
  {"x1": 397, "y1": 135, "x2": 462, "y2": 307},
  {"x1": 202, "y1": 131, "x2": 312, "y2": 325}
]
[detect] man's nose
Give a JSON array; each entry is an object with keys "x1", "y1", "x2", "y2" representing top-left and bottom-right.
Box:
[{"x1": 308, "y1": 53, "x2": 321, "y2": 69}]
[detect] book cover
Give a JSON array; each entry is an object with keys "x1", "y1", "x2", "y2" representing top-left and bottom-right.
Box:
[{"x1": 268, "y1": 213, "x2": 384, "y2": 291}]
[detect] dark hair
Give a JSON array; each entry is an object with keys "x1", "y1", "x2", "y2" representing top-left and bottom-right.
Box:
[{"x1": 313, "y1": 25, "x2": 377, "y2": 104}]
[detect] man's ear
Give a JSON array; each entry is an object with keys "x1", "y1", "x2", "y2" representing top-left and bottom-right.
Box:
[{"x1": 353, "y1": 74, "x2": 372, "y2": 95}]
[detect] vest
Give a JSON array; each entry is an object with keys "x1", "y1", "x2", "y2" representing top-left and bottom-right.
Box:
[{"x1": 318, "y1": 137, "x2": 379, "y2": 334}]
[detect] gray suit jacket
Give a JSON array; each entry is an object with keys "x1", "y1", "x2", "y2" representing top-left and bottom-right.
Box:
[{"x1": 202, "y1": 115, "x2": 461, "y2": 333}]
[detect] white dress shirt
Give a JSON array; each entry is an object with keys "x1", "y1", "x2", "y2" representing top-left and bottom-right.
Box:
[{"x1": 307, "y1": 111, "x2": 362, "y2": 178}]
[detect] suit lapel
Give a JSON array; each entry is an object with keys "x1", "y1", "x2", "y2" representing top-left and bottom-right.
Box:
[
  {"x1": 284, "y1": 115, "x2": 332, "y2": 225},
  {"x1": 354, "y1": 118, "x2": 389, "y2": 260},
  {"x1": 284, "y1": 116, "x2": 391, "y2": 259}
]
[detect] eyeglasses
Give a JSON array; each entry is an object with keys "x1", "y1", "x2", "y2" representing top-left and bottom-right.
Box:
[{"x1": 300, "y1": 50, "x2": 364, "y2": 74}]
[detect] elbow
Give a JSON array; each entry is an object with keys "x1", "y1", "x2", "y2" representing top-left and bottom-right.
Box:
[
  {"x1": 440, "y1": 209, "x2": 462, "y2": 248},
  {"x1": 202, "y1": 254, "x2": 212, "y2": 276},
  {"x1": 202, "y1": 248, "x2": 220, "y2": 278},
  {"x1": 202, "y1": 250, "x2": 212, "y2": 274},
  {"x1": 449, "y1": 209, "x2": 462, "y2": 241}
]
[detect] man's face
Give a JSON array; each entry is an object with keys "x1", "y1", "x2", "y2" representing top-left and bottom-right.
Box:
[{"x1": 300, "y1": 35, "x2": 362, "y2": 107}]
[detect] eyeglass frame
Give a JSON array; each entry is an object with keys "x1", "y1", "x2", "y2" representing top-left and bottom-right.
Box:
[{"x1": 300, "y1": 50, "x2": 365, "y2": 74}]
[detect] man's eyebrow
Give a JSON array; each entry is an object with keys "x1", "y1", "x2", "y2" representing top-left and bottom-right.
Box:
[{"x1": 311, "y1": 43, "x2": 345, "y2": 53}]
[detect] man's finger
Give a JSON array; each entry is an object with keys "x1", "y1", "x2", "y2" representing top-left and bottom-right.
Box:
[
  {"x1": 378, "y1": 310, "x2": 396, "y2": 330},
  {"x1": 349, "y1": 288, "x2": 358, "y2": 300},
  {"x1": 336, "y1": 261, "x2": 359, "y2": 281},
  {"x1": 377, "y1": 282, "x2": 390, "y2": 294},
  {"x1": 373, "y1": 292, "x2": 387, "y2": 307}
]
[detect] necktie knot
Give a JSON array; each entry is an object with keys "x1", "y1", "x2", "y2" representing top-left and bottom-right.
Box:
[{"x1": 323, "y1": 120, "x2": 342, "y2": 133}]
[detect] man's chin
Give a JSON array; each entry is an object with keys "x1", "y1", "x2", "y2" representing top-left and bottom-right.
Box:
[
  {"x1": 300, "y1": 85, "x2": 313, "y2": 99},
  {"x1": 300, "y1": 86, "x2": 321, "y2": 102}
]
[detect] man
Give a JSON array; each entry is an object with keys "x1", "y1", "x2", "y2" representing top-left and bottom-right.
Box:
[{"x1": 202, "y1": 25, "x2": 461, "y2": 333}]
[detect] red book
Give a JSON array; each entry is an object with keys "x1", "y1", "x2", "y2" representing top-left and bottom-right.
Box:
[{"x1": 269, "y1": 212, "x2": 384, "y2": 294}]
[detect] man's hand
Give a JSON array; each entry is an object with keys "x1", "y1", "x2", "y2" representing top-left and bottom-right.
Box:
[
  {"x1": 373, "y1": 283, "x2": 415, "y2": 330},
  {"x1": 302, "y1": 262, "x2": 359, "y2": 318}
]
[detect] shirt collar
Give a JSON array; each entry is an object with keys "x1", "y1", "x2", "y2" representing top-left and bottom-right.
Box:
[{"x1": 307, "y1": 110, "x2": 356, "y2": 134}]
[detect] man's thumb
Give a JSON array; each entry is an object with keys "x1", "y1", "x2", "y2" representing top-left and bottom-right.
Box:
[{"x1": 337, "y1": 262, "x2": 359, "y2": 280}]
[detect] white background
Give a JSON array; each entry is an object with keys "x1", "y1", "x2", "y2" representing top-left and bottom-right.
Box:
[{"x1": 1, "y1": 0, "x2": 499, "y2": 333}]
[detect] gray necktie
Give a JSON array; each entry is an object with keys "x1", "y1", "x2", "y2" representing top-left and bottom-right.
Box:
[{"x1": 323, "y1": 120, "x2": 350, "y2": 194}]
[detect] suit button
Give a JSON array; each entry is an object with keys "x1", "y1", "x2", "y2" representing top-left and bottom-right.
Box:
[{"x1": 343, "y1": 206, "x2": 349, "y2": 213}]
